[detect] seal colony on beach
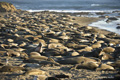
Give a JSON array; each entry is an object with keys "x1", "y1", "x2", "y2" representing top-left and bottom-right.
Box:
[{"x1": 0, "y1": 2, "x2": 120, "y2": 80}]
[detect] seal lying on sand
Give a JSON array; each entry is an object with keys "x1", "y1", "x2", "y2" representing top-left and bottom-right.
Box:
[
  {"x1": 71, "y1": 62, "x2": 99, "y2": 70},
  {"x1": 102, "y1": 47, "x2": 115, "y2": 53},
  {"x1": 23, "y1": 56, "x2": 48, "y2": 63},
  {"x1": 29, "y1": 52, "x2": 41, "y2": 57},
  {"x1": 0, "y1": 66, "x2": 25, "y2": 72},
  {"x1": 57, "y1": 56, "x2": 101, "y2": 65},
  {"x1": 23, "y1": 69, "x2": 45, "y2": 76},
  {"x1": 96, "y1": 64, "x2": 114, "y2": 71}
]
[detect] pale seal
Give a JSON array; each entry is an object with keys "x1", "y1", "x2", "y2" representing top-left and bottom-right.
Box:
[
  {"x1": 96, "y1": 64, "x2": 114, "y2": 71},
  {"x1": 23, "y1": 69, "x2": 45, "y2": 76}
]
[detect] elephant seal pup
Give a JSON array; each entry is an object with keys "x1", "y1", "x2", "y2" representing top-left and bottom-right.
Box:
[
  {"x1": 0, "y1": 66, "x2": 25, "y2": 72},
  {"x1": 96, "y1": 64, "x2": 114, "y2": 71},
  {"x1": 57, "y1": 56, "x2": 101, "y2": 65},
  {"x1": 23, "y1": 69, "x2": 45, "y2": 76}
]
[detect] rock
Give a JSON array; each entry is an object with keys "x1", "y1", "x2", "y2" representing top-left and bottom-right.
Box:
[
  {"x1": 116, "y1": 26, "x2": 120, "y2": 29},
  {"x1": 0, "y1": 2, "x2": 17, "y2": 12},
  {"x1": 107, "y1": 17, "x2": 118, "y2": 20},
  {"x1": 106, "y1": 17, "x2": 118, "y2": 23}
]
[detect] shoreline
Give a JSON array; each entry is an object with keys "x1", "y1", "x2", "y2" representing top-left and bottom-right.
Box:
[{"x1": 27, "y1": 9, "x2": 120, "y2": 13}]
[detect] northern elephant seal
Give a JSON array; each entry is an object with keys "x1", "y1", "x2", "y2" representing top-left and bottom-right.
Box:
[
  {"x1": 23, "y1": 69, "x2": 45, "y2": 76},
  {"x1": 71, "y1": 62, "x2": 99, "y2": 70},
  {"x1": 35, "y1": 42, "x2": 43, "y2": 53},
  {"x1": 57, "y1": 56, "x2": 101, "y2": 65},
  {"x1": 96, "y1": 64, "x2": 114, "y2": 71},
  {"x1": 0, "y1": 66, "x2": 25, "y2": 72}
]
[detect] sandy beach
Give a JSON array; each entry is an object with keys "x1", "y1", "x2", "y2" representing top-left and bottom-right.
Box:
[{"x1": 0, "y1": 7, "x2": 120, "y2": 80}]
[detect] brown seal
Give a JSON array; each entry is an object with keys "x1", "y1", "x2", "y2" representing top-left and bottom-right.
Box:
[
  {"x1": 71, "y1": 62, "x2": 99, "y2": 70},
  {"x1": 0, "y1": 66, "x2": 25, "y2": 72},
  {"x1": 35, "y1": 42, "x2": 43, "y2": 53},
  {"x1": 57, "y1": 56, "x2": 101, "y2": 65}
]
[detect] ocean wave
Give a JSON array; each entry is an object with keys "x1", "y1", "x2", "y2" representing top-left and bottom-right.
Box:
[
  {"x1": 15, "y1": 5, "x2": 20, "y2": 8},
  {"x1": 91, "y1": 4, "x2": 101, "y2": 7},
  {"x1": 27, "y1": 9, "x2": 115, "y2": 13}
]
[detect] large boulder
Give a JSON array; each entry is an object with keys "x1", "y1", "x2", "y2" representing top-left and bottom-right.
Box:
[{"x1": 0, "y1": 2, "x2": 17, "y2": 12}]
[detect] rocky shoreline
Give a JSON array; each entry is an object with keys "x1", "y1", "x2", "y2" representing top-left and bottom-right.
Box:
[{"x1": 0, "y1": 2, "x2": 120, "y2": 80}]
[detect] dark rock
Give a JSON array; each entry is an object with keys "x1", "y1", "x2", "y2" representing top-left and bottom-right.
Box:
[
  {"x1": 0, "y1": 2, "x2": 17, "y2": 12},
  {"x1": 116, "y1": 26, "x2": 120, "y2": 29},
  {"x1": 108, "y1": 17, "x2": 118, "y2": 20},
  {"x1": 106, "y1": 17, "x2": 118, "y2": 23}
]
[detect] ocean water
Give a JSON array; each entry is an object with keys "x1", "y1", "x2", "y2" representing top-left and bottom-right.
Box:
[
  {"x1": 0, "y1": 0, "x2": 120, "y2": 12},
  {"x1": 89, "y1": 18, "x2": 120, "y2": 34}
]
